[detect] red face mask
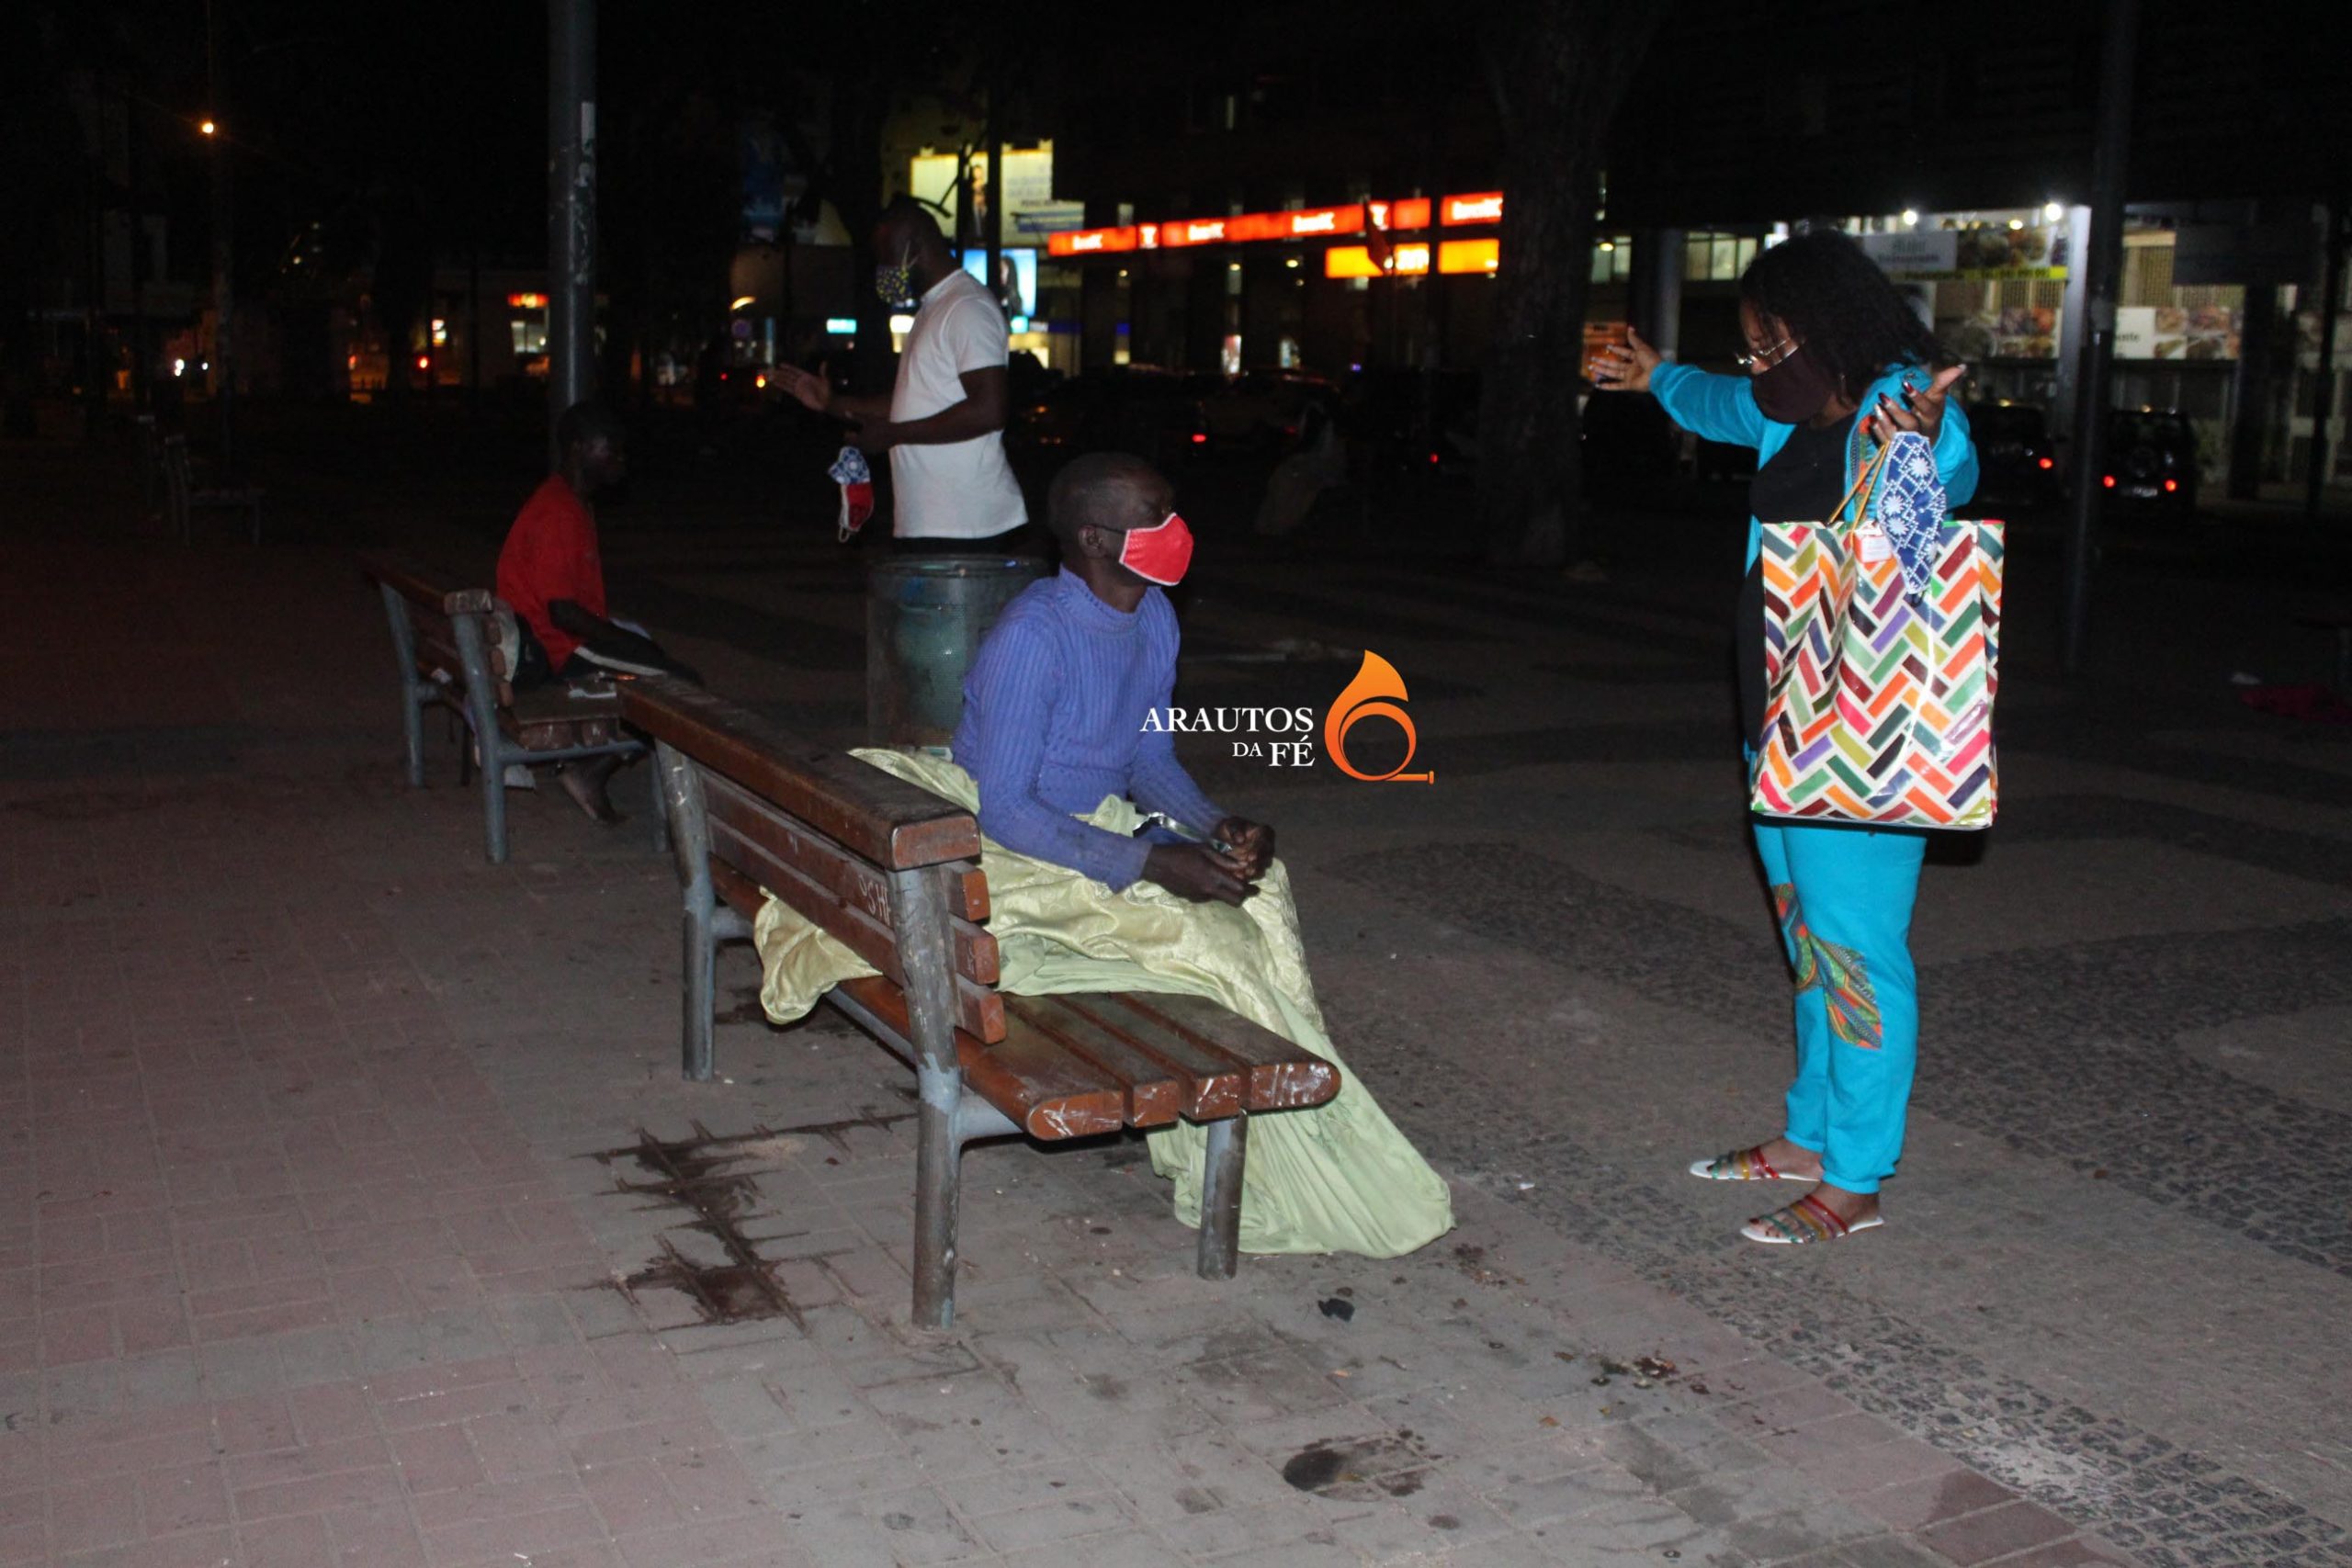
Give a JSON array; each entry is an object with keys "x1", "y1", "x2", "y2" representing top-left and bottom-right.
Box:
[{"x1": 1114, "y1": 511, "x2": 1193, "y2": 586}]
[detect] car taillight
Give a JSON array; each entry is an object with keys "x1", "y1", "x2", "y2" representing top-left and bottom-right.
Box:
[
  {"x1": 2163, "y1": 479, "x2": 2177, "y2": 492},
  {"x1": 1190, "y1": 433, "x2": 1206, "y2": 445},
  {"x1": 2038, "y1": 457, "x2": 2054, "y2": 470},
  {"x1": 1427, "y1": 451, "x2": 1441, "y2": 466},
  {"x1": 2102, "y1": 475, "x2": 2116, "y2": 488}
]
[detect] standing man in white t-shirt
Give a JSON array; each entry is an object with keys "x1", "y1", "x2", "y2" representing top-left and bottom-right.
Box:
[{"x1": 777, "y1": 198, "x2": 1033, "y2": 552}]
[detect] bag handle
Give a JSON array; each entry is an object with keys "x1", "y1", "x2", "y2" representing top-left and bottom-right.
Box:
[{"x1": 1827, "y1": 439, "x2": 1894, "y2": 532}]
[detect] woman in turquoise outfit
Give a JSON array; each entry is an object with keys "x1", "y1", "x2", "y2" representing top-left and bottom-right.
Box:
[{"x1": 1591, "y1": 230, "x2": 1978, "y2": 1247}]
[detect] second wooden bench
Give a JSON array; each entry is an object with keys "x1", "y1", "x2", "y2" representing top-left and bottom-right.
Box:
[{"x1": 618, "y1": 676, "x2": 1341, "y2": 1330}]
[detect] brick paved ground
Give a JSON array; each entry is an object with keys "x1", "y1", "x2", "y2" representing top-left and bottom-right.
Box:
[{"x1": 3, "y1": 424, "x2": 2344, "y2": 1567}]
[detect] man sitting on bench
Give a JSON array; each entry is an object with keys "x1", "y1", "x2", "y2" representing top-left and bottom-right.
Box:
[
  {"x1": 496, "y1": 400, "x2": 696, "y2": 821},
  {"x1": 753, "y1": 454, "x2": 1453, "y2": 1258}
]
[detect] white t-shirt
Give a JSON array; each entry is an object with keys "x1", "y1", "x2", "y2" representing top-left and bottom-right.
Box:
[{"x1": 888, "y1": 270, "x2": 1028, "y2": 540}]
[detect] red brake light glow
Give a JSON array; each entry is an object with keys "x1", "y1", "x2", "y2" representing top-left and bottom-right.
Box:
[
  {"x1": 2037, "y1": 457, "x2": 2054, "y2": 469},
  {"x1": 2163, "y1": 479, "x2": 2177, "y2": 492},
  {"x1": 2102, "y1": 475, "x2": 2116, "y2": 488}
]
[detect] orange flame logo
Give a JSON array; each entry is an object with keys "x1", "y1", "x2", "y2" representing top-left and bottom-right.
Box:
[{"x1": 1325, "y1": 651, "x2": 1434, "y2": 783}]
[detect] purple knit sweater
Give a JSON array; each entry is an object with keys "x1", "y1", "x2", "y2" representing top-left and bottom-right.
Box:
[{"x1": 952, "y1": 569, "x2": 1226, "y2": 889}]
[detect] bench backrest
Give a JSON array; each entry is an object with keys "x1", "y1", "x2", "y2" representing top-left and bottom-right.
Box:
[
  {"x1": 360, "y1": 552, "x2": 510, "y2": 696},
  {"x1": 619, "y1": 677, "x2": 1007, "y2": 1047}
]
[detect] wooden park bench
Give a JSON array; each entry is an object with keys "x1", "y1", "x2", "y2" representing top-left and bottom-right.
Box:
[
  {"x1": 361, "y1": 552, "x2": 663, "y2": 864},
  {"x1": 617, "y1": 675, "x2": 1342, "y2": 1330},
  {"x1": 162, "y1": 433, "x2": 265, "y2": 545}
]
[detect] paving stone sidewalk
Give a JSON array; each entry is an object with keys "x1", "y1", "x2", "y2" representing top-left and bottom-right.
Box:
[{"x1": 0, "y1": 478, "x2": 2167, "y2": 1565}]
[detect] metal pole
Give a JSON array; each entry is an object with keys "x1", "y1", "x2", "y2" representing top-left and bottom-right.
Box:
[
  {"x1": 548, "y1": 0, "x2": 597, "y2": 458},
  {"x1": 205, "y1": 2, "x2": 235, "y2": 477},
  {"x1": 2061, "y1": 0, "x2": 2139, "y2": 677},
  {"x1": 983, "y1": 70, "x2": 1003, "y2": 316},
  {"x1": 2308, "y1": 197, "x2": 2346, "y2": 522}
]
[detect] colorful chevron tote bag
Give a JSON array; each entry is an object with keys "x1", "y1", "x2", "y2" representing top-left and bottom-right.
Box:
[{"x1": 1751, "y1": 431, "x2": 2004, "y2": 830}]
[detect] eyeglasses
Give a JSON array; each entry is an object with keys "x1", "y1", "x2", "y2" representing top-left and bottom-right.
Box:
[{"x1": 1735, "y1": 337, "x2": 1799, "y2": 373}]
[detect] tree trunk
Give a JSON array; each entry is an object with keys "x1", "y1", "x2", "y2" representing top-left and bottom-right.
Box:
[
  {"x1": 1476, "y1": 0, "x2": 1662, "y2": 566},
  {"x1": 829, "y1": 73, "x2": 893, "y2": 393}
]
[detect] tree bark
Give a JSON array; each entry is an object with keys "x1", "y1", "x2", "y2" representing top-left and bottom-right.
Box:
[{"x1": 1476, "y1": 0, "x2": 1662, "y2": 566}]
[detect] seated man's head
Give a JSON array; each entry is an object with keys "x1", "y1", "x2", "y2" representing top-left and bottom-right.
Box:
[
  {"x1": 556, "y1": 400, "x2": 627, "y2": 493},
  {"x1": 1048, "y1": 453, "x2": 1191, "y2": 588}
]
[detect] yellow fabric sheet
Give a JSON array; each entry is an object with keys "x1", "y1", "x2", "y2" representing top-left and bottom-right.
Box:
[{"x1": 753, "y1": 750, "x2": 1453, "y2": 1259}]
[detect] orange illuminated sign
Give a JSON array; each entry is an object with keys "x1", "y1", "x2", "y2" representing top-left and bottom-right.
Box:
[
  {"x1": 1325, "y1": 241, "x2": 1496, "y2": 278},
  {"x1": 1442, "y1": 192, "x2": 1505, "y2": 225},
  {"x1": 1047, "y1": 227, "x2": 1140, "y2": 256},
  {"x1": 1053, "y1": 191, "x2": 1498, "y2": 262},
  {"x1": 1438, "y1": 238, "x2": 1499, "y2": 273},
  {"x1": 506, "y1": 291, "x2": 548, "y2": 309}
]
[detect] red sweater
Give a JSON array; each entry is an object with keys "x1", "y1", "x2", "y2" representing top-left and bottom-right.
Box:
[{"x1": 495, "y1": 475, "x2": 605, "y2": 669}]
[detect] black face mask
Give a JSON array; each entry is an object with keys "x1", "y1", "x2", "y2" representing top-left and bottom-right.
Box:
[{"x1": 1751, "y1": 344, "x2": 1840, "y2": 424}]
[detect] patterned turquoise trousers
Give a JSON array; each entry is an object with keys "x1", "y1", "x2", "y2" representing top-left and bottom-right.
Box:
[{"x1": 1751, "y1": 820, "x2": 1928, "y2": 1195}]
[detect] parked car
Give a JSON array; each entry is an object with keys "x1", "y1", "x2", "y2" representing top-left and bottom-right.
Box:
[
  {"x1": 1345, "y1": 367, "x2": 1483, "y2": 476},
  {"x1": 2099, "y1": 408, "x2": 2199, "y2": 513},
  {"x1": 1197, "y1": 369, "x2": 1338, "y2": 452},
  {"x1": 1967, "y1": 400, "x2": 2064, "y2": 508},
  {"x1": 1007, "y1": 367, "x2": 1207, "y2": 467}
]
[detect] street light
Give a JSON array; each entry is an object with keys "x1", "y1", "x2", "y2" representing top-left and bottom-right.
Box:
[
  {"x1": 198, "y1": 118, "x2": 217, "y2": 137},
  {"x1": 729, "y1": 295, "x2": 756, "y2": 312}
]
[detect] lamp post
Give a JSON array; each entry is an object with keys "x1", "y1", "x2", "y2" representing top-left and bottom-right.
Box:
[{"x1": 548, "y1": 0, "x2": 597, "y2": 457}]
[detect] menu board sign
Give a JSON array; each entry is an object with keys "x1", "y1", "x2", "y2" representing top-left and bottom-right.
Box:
[
  {"x1": 1859, "y1": 227, "x2": 2067, "y2": 281},
  {"x1": 2116, "y1": 306, "x2": 2241, "y2": 361}
]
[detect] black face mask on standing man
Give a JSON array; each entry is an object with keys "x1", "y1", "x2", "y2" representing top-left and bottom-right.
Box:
[{"x1": 1751, "y1": 344, "x2": 1841, "y2": 424}]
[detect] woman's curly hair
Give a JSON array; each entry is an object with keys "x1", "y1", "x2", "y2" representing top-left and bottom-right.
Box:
[{"x1": 1741, "y1": 230, "x2": 1951, "y2": 398}]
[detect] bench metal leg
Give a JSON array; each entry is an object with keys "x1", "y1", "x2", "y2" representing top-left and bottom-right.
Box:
[
  {"x1": 682, "y1": 890, "x2": 716, "y2": 1081},
  {"x1": 912, "y1": 1065, "x2": 965, "y2": 1330},
  {"x1": 451, "y1": 614, "x2": 509, "y2": 863},
  {"x1": 481, "y1": 759, "x2": 509, "y2": 863},
  {"x1": 646, "y1": 750, "x2": 670, "y2": 854},
  {"x1": 655, "y1": 741, "x2": 718, "y2": 1081},
  {"x1": 379, "y1": 586, "x2": 428, "y2": 788},
  {"x1": 1197, "y1": 1115, "x2": 1248, "y2": 1280},
  {"x1": 401, "y1": 687, "x2": 428, "y2": 789}
]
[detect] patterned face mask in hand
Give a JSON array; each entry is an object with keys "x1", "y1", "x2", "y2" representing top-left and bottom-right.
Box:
[
  {"x1": 828, "y1": 446, "x2": 875, "y2": 542},
  {"x1": 1873, "y1": 431, "x2": 1950, "y2": 604}
]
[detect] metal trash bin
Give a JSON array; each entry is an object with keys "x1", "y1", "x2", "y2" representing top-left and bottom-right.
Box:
[{"x1": 866, "y1": 555, "x2": 1049, "y2": 749}]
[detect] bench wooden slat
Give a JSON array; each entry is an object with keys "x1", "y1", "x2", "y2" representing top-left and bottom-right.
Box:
[
  {"x1": 703, "y1": 771, "x2": 992, "y2": 934},
  {"x1": 620, "y1": 678, "x2": 979, "y2": 869},
  {"x1": 410, "y1": 629, "x2": 464, "y2": 680},
  {"x1": 1001, "y1": 997, "x2": 1185, "y2": 1125},
  {"x1": 1091, "y1": 992, "x2": 1340, "y2": 1111},
  {"x1": 707, "y1": 844, "x2": 1007, "y2": 1044},
  {"x1": 1010, "y1": 996, "x2": 1235, "y2": 1122},
  {"x1": 835, "y1": 976, "x2": 1126, "y2": 1140},
  {"x1": 707, "y1": 814, "x2": 998, "y2": 988},
  {"x1": 361, "y1": 552, "x2": 454, "y2": 612}
]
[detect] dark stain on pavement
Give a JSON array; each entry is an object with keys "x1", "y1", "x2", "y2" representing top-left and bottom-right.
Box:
[
  {"x1": 1281, "y1": 1432, "x2": 1436, "y2": 1500},
  {"x1": 594, "y1": 1111, "x2": 915, "y2": 1326}
]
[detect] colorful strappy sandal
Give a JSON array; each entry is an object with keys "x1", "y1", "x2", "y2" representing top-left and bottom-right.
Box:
[
  {"x1": 1689, "y1": 1145, "x2": 1804, "y2": 1182},
  {"x1": 1740, "y1": 1193, "x2": 1883, "y2": 1246}
]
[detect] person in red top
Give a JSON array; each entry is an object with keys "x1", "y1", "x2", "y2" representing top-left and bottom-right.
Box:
[
  {"x1": 496, "y1": 401, "x2": 690, "y2": 821},
  {"x1": 500, "y1": 400, "x2": 623, "y2": 675}
]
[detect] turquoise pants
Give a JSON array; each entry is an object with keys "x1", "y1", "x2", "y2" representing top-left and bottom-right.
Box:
[{"x1": 1751, "y1": 821, "x2": 1928, "y2": 1195}]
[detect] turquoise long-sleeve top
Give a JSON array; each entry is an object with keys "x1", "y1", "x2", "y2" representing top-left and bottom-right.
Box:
[{"x1": 1648, "y1": 360, "x2": 1980, "y2": 566}]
